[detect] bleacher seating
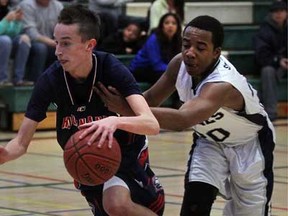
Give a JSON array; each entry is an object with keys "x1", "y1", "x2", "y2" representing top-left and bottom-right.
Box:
[
  {"x1": 125, "y1": 1, "x2": 272, "y2": 24},
  {"x1": 0, "y1": 86, "x2": 56, "y2": 130},
  {"x1": 0, "y1": 0, "x2": 286, "y2": 131}
]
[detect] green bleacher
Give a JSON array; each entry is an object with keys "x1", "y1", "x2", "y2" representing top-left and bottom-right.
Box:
[{"x1": 0, "y1": 0, "x2": 286, "y2": 131}]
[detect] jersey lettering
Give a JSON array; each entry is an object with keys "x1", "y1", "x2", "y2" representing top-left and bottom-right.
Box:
[
  {"x1": 197, "y1": 112, "x2": 230, "y2": 142},
  {"x1": 223, "y1": 62, "x2": 231, "y2": 70},
  {"x1": 200, "y1": 112, "x2": 224, "y2": 126},
  {"x1": 61, "y1": 115, "x2": 107, "y2": 129}
]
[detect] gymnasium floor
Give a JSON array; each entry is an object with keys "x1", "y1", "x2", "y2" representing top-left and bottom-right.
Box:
[{"x1": 0, "y1": 119, "x2": 287, "y2": 216}]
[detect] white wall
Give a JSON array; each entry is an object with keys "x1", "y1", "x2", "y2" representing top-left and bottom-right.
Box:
[{"x1": 125, "y1": 2, "x2": 253, "y2": 24}]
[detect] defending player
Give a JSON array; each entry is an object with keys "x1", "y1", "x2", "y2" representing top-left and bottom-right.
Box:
[
  {"x1": 96, "y1": 15, "x2": 275, "y2": 216},
  {"x1": 0, "y1": 5, "x2": 164, "y2": 216}
]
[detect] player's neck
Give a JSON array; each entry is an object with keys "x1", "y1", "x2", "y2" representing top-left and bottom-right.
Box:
[{"x1": 69, "y1": 57, "x2": 93, "y2": 81}]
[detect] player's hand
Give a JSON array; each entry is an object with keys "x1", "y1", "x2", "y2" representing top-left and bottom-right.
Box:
[
  {"x1": 94, "y1": 82, "x2": 132, "y2": 115},
  {"x1": 78, "y1": 116, "x2": 118, "y2": 148}
]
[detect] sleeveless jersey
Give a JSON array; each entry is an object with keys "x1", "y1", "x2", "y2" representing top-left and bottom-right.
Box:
[{"x1": 175, "y1": 55, "x2": 275, "y2": 146}]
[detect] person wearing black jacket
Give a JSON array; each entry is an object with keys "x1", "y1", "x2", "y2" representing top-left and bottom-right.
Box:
[
  {"x1": 98, "y1": 22, "x2": 143, "y2": 54},
  {"x1": 253, "y1": 0, "x2": 288, "y2": 121}
]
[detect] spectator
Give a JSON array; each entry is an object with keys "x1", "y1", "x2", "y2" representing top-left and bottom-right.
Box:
[
  {"x1": 98, "y1": 21, "x2": 143, "y2": 55},
  {"x1": 0, "y1": 0, "x2": 32, "y2": 86},
  {"x1": 88, "y1": 0, "x2": 147, "y2": 46},
  {"x1": 148, "y1": 0, "x2": 184, "y2": 33},
  {"x1": 19, "y1": 0, "x2": 63, "y2": 82},
  {"x1": 253, "y1": 0, "x2": 288, "y2": 121},
  {"x1": 129, "y1": 12, "x2": 182, "y2": 84}
]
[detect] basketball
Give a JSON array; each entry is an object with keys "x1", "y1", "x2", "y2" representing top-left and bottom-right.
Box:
[{"x1": 63, "y1": 130, "x2": 121, "y2": 186}]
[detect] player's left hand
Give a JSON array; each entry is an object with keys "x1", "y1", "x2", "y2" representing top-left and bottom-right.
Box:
[{"x1": 78, "y1": 116, "x2": 118, "y2": 148}]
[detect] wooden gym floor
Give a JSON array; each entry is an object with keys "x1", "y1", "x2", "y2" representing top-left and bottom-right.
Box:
[{"x1": 0, "y1": 119, "x2": 287, "y2": 216}]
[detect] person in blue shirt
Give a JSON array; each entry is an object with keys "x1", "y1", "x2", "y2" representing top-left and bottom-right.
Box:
[{"x1": 129, "y1": 12, "x2": 182, "y2": 84}]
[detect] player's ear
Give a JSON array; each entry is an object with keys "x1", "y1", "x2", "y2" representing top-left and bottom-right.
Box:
[
  {"x1": 213, "y1": 47, "x2": 221, "y2": 59},
  {"x1": 86, "y1": 39, "x2": 97, "y2": 51}
]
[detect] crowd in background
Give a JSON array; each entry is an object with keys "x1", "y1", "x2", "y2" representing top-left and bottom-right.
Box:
[
  {"x1": 0, "y1": 0, "x2": 185, "y2": 86},
  {"x1": 0, "y1": 0, "x2": 287, "y2": 121}
]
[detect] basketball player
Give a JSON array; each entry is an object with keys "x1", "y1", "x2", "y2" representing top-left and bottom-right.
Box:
[
  {"x1": 0, "y1": 5, "x2": 165, "y2": 216},
  {"x1": 96, "y1": 16, "x2": 276, "y2": 216}
]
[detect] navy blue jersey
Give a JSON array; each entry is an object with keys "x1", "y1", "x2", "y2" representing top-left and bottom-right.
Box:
[
  {"x1": 25, "y1": 51, "x2": 147, "y2": 174},
  {"x1": 24, "y1": 51, "x2": 165, "y2": 215}
]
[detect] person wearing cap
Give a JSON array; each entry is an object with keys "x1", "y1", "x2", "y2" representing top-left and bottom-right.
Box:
[{"x1": 253, "y1": 0, "x2": 288, "y2": 121}]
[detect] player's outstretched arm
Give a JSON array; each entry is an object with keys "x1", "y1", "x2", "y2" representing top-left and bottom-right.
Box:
[
  {"x1": 151, "y1": 82, "x2": 243, "y2": 131},
  {"x1": 0, "y1": 117, "x2": 38, "y2": 164}
]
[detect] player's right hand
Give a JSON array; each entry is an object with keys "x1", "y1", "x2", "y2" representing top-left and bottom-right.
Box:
[{"x1": 94, "y1": 82, "x2": 133, "y2": 116}]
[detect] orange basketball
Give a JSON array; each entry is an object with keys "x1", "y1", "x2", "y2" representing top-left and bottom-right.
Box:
[{"x1": 63, "y1": 130, "x2": 121, "y2": 186}]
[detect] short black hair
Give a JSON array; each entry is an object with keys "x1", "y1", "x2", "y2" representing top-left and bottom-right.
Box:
[
  {"x1": 184, "y1": 15, "x2": 224, "y2": 48},
  {"x1": 58, "y1": 4, "x2": 101, "y2": 41}
]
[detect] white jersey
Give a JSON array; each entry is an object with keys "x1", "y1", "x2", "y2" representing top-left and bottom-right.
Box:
[
  {"x1": 175, "y1": 55, "x2": 275, "y2": 146},
  {"x1": 177, "y1": 55, "x2": 275, "y2": 215}
]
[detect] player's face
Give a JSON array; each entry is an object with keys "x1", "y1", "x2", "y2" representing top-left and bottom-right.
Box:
[
  {"x1": 182, "y1": 26, "x2": 220, "y2": 77},
  {"x1": 54, "y1": 23, "x2": 96, "y2": 75}
]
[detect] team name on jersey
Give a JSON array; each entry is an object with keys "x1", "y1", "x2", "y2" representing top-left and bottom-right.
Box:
[
  {"x1": 61, "y1": 114, "x2": 107, "y2": 129},
  {"x1": 196, "y1": 111, "x2": 231, "y2": 143},
  {"x1": 200, "y1": 112, "x2": 224, "y2": 126}
]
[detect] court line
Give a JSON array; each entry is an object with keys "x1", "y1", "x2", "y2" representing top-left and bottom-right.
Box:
[
  {"x1": 164, "y1": 193, "x2": 288, "y2": 212},
  {"x1": 0, "y1": 174, "x2": 286, "y2": 214},
  {"x1": 46, "y1": 208, "x2": 91, "y2": 214},
  {"x1": 0, "y1": 181, "x2": 71, "y2": 189},
  {"x1": 0, "y1": 170, "x2": 68, "y2": 183},
  {"x1": 0, "y1": 206, "x2": 58, "y2": 216}
]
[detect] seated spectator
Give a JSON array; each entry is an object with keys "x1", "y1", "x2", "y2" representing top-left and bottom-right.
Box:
[
  {"x1": 89, "y1": 0, "x2": 147, "y2": 46},
  {"x1": 98, "y1": 22, "x2": 143, "y2": 55},
  {"x1": 148, "y1": 0, "x2": 184, "y2": 33},
  {"x1": 253, "y1": 0, "x2": 287, "y2": 121},
  {"x1": 0, "y1": 0, "x2": 32, "y2": 86},
  {"x1": 19, "y1": 0, "x2": 63, "y2": 82},
  {"x1": 129, "y1": 12, "x2": 182, "y2": 84}
]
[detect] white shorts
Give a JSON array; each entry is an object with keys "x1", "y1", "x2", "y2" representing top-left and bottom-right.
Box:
[
  {"x1": 188, "y1": 137, "x2": 268, "y2": 216},
  {"x1": 103, "y1": 176, "x2": 130, "y2": 191}
]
